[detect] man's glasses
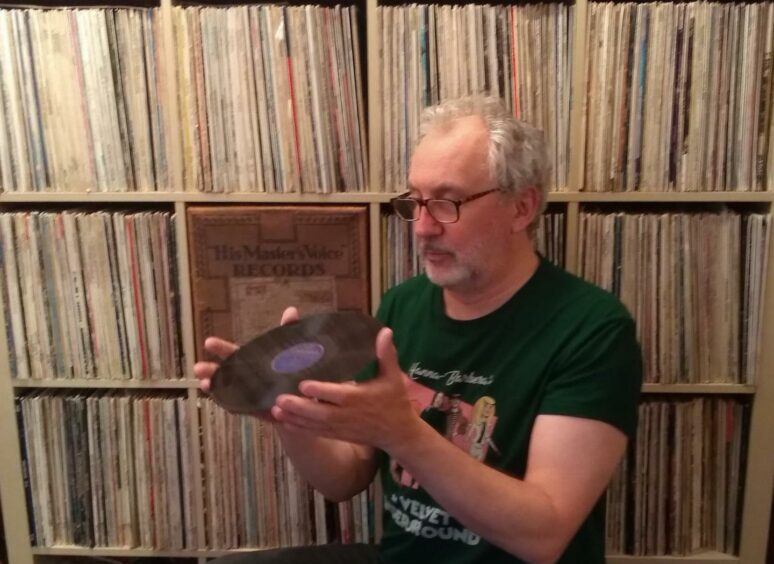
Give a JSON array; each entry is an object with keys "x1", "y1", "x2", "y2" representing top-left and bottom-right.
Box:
[{"x1": 390, "y1": 188, "x2": 502, "y2": 224}]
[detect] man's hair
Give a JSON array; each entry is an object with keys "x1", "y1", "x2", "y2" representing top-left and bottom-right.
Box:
[{"x1": 417, "y1": 95, "x2": 550, "y2": 222}]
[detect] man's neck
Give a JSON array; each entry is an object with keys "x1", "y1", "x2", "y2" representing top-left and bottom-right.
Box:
[{"x1": 442, "y1": 247, "x2": 540, "y2": 321}]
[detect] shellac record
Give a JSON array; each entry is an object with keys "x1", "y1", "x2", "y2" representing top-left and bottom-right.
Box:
[{"x1": 210, "y1": 311, "x2": 384, "y2": 413}]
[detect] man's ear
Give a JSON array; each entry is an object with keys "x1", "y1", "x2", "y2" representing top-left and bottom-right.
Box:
[{"x1": 511, "y1": 187, "x2": 541, "y2": 233}]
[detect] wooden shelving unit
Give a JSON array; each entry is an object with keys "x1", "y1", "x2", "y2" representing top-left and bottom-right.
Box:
[{"x1": 0, "y1": 0, "x2": 772, "y2": 562}]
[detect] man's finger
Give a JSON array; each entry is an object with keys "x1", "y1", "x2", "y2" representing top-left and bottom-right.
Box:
[
  {"x1": 277, "y1": 392, "x2": 341, "y2": 419},
  {"x1": 273, "y1": 407, "x2": 331, "y2": 432},
  {"x1": 281, "y1": 306, "x2": 300, "y2": 326},
  {"x1": 297, "y1": 380, "x2": 353, "y2": 405},
  {"x1": 204, "y1": 337, "x2": 239, "y2": 359},
  {"x1": 193, "y1": 361, "x2": 219, "y2": 380}
]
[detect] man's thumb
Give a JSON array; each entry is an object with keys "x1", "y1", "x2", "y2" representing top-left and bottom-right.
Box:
[
  {"x1": 375, "y1": 327, "x2": 399, "y2": 374},
  {"x1": 280, "y1": 306, "x2": 300, "y2": 326}
]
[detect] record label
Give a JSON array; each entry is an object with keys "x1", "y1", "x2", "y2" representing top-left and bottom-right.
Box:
[{"x1": 271, "y1": 342, "x2": 326, "y2": 373}]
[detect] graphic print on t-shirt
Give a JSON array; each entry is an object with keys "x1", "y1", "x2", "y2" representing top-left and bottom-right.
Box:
[{"x1": 392, "y1": 374, "x2": 499, "y2": 489}]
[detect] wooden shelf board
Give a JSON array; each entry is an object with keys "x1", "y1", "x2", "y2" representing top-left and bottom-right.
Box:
[
  {"x1": 0, "y1": 2, "x2": 157, "y2": 8},
  {"x1": 2, "y1": 191, "x2": 772, "y2": 204},
  {"x1": 12, "y1": 379, "x2": 198, "y2": 389},
  {"x1": 606, "y1": 552, "x2": 738, "y2": 563},
  {"x1": 641, "y1": 384, "x2": 756, "y2": 394},
  {"x1": 32, "y1": 546, "x2": 271, "y2": 558},
  {"x1": 0, "y1": 191, "x2": 396, "y2": 204},
  {"x1": 31, "y1": 547, "x2": 741, "y2": 561},
  {"x1": 550, "y1": 191, "x2": 774, "y2": 203}
]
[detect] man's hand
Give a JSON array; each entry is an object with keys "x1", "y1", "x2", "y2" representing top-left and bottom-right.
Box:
[
  {"x1": 271, "y1": 327, "x2": 424, "y2": 452},
  {"x1": 193, "y1": 337, "x2": 238, "y2": 393},
  {"x1": 193, "y1": 307, "x2": 301, "y2": 421},
  {"x1": 192, "y1": 306, "x2": 378, "y2": 500}
]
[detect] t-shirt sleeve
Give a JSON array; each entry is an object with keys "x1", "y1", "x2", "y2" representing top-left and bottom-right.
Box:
[{"x1": 539, "y1": 315, "x2": 643, "y2": 440}]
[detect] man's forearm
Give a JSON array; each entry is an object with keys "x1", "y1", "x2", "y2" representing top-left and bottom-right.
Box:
[
  {"x1": 277, "y1": 425, "x2": 378, "y2": 502},
  {"x1": 389, "y1": 420, "x2": 564, "y2": 563},
  {"x1": 386, "y1": 415, "x2": 627, "y2": 564}
]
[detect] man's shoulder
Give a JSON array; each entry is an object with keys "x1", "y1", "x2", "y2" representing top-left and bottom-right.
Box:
[{"x1": 537, "y1": 260, "x2": 633, "y2": 324}]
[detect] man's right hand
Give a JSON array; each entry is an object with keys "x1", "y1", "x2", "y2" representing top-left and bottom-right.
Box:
[
  {"x1": 193, "y1": 336, "x2": 238, "y2": 393},
  {"x1": 192, "y1": 306, "x2": 301, "y2": 420}
]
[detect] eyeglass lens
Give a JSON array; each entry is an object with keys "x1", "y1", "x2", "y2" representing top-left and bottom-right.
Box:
[{"x1": 393, "y1": 198, "x2": 459, "y2": 223}]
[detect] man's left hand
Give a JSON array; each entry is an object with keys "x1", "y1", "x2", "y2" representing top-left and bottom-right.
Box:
[{"x1": 271, "y1": 328, "x2": 423, "y2": 452}]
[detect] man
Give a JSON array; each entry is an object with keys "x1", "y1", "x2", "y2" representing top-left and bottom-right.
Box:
[{"x1": 196, "y1": 95, "x2": 642, "y2": 563}]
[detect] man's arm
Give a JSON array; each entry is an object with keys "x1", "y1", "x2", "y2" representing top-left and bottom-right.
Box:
[
  {"x1": 273, "y1": 328, "x2": 628, "y2": 563},
  {"x1": 388, "y1": 413, "x2": 626, "y2": 563},
  {"x1": 274, "y1": 428, "x2": 378, "y2": 502}
]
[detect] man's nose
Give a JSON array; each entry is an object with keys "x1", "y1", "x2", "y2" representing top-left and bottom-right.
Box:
[{"x1": 412, "y1": 206, "x2": 443, "y2": 237}]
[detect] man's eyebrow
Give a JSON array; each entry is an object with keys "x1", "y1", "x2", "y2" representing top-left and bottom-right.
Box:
[{"x1": 406, "y1": 183, "x2": 465, "y2": 197}]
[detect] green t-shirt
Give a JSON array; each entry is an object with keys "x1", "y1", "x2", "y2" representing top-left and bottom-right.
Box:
[{"x1": 375, "y1": 257, "x2": 642, "y2": 564}]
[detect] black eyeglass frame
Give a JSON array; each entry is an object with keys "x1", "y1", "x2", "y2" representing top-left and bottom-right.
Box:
[{"x1": 390, "y1": 188, "x2": 503, "y2": 224}]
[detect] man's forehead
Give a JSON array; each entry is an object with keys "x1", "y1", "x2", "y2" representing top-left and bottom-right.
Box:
[{"x1": 409, "y1": 121, "x2": 492, "y2": 193}]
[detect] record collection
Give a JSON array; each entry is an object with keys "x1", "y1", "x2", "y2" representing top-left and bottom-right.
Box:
[
  {"x1": 0, "y1": 5, "x2": 366, "y2": 194},
  {"x1": 16, "y1": 393, "x2": 197, "y2": 549},
  {"x1": 579, "y1": 210, "x2": 771, "y2": 384},
  {"x1": 0, "y1": 210, "x2": 183, "y2": 381},
  {"x1": 584, "y1": 2, "x2": 774, "y2": 192},
  {"x1": 377, "y1": 3, "x2": 574, "y2": 192},
  {"x1": 0, "y1": 0, "x2": 772, "y2": 559},
  {"x1": 606, "y1": 397, "x2": 749, "y2": 556},
  {"x1": 200, "y1": 396, "x2": 376, "y2": 549}
]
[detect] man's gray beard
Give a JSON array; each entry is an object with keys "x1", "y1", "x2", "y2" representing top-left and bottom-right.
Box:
[
  {"x1": 423, "y1": 256, "x2": 475, "y2": 289},
  {"x1": 419, "y1": 242, "x2": 477, "y2": 290}
]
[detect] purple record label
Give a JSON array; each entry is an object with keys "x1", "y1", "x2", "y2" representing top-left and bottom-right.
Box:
[{"x1": 271, "y1": 342, "x2": 326, "y2": 373}]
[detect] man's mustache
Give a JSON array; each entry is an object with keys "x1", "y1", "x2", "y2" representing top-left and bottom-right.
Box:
[{"x1": 418, "y1": 240, "x2": 454, "y2": 255}]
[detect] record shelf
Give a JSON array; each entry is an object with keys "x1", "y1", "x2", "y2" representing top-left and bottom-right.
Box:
[{"x1": 0, "y1": 0, "x2": 773, "y2": 562}]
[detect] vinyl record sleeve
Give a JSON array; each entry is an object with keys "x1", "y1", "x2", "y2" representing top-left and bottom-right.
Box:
[{"x1": 187, "y1": 206, "x2": 370, "y2": 362}]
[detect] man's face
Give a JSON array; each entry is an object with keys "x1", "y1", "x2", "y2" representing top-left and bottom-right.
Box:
[{"x1": 407, "y1": 117, "x2": 514, "y2": 292}]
